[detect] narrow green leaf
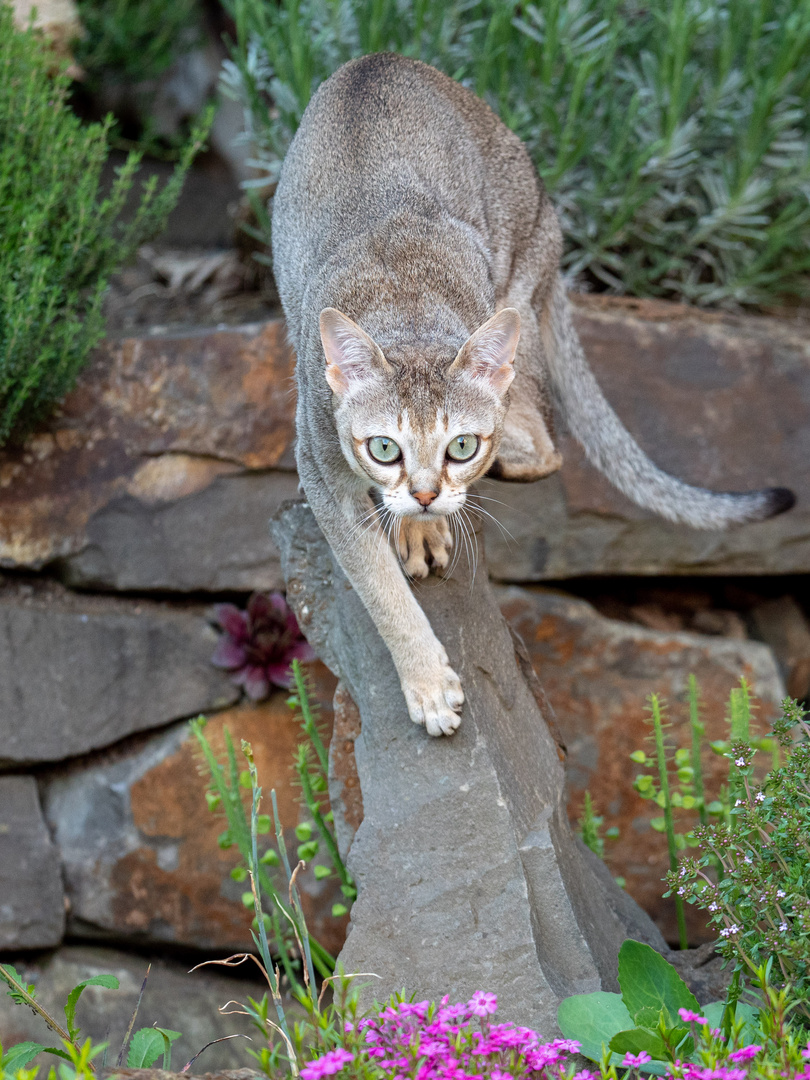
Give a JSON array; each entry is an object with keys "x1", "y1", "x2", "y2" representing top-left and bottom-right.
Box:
[{"x1": 64, "y1": 974, "x2": 119, "y2": 1040}]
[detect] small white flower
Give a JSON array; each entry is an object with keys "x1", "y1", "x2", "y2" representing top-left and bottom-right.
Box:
[
  {"x1": 755, "y1": 792, "x2": 765, "y2": 803},
  {"x1": 777, "y1": 890, "x2": 786, "y2": 899},
  {"x1": 744, "y1": 856, "x2": 752, "y2": 864},
  {"x1": 735, "y1": 757, "x2": 746, "y2": 766},
  {"x1": 709, "y1": 902, "x2": 719, "y2": 912},
  {"x1": 735, "y1": 798, "x2": 743, "y2": 807},
  {"x1": 779, "y1": 922, "x2": 788, "y2": 932},
  {"x1": 720, "y1": 928, "x2": 731, "y2": 938},
  {"x1": 678, "y1": 887, "x2": 686, "y2": 896}
]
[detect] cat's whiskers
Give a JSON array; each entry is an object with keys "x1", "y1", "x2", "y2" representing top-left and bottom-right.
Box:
[
  {"x1": 382, "y1": 507, "x2": 402, "y2": 569},
  {"x1": 448, "y1": 505, "x2": 477, "y2": 589},
  {"x1": 466, "y1": 495, "x2": 516, "y2": 547},
  {"x1": 457, "y1": 504, "x2": 479, "y2": 588},
  {"x1": 342, "y1": 503, "x2": 386, "y2": 546}
]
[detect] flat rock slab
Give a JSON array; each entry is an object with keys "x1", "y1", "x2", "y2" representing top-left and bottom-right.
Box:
[
  {"x1": 0, "y1": 319, "x2": 297, "y2": 591},
  {"x1": 41, "y1": 668, "x2": 348, "y2": 957},
  {"x1": 0, "y1": 580, "x2": 238, "y2": 765},
  {"x1": 498, "y1": 587, "x2": 785, "y2": 944},
  {"x1": 274, "y1": 501, "x2": 666, "y2": 1036},
  {"x1": 0, "y1": 945, "x2": 279, "y2": 1073},
  {"x1": 1, "y1": 297, "x2": 807, "y2": 591},
  {"x1": 0, "y1": 776, "x2": 64, "y2": 948},
  {"x1": 486, "y1": 296, "x2": 810, "y2": 579}
]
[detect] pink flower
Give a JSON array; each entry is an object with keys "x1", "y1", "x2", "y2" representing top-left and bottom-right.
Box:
[
  {"x1": 552, "y1": 1038, "x2": 582, "y2": 1054},
  {"x1": 728, "y1": 1045, "x2": 762, "y2": 1062},
  {"x1": 211, "y1": 591, "x2": 314, "y2": 699},
  {"x1": 623, "y1": 1051, "x2": 652, "y2": 1067},
  {"x1": 300, "y1": 1048, "x2": 355, "y2": 1080},
  {"x1": 469, "y1": 991, "x2": 498, "y2": 1017},
  {"x1": 678, "y1": 1008, "x2": 709, "y2": 1024}
]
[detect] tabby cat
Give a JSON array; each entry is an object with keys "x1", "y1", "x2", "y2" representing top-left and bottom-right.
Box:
[{"x1": 272, "y1": 53, "x2": 794, "y2": 737}]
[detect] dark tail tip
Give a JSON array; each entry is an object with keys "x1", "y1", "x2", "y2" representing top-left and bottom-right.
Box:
[{"x1": 764, "y1": 487, "x2": 796, "y2": 518}]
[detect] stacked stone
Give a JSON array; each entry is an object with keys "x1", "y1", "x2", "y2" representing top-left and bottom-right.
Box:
[{"x1": 0, "y1": 297, "x2": 807, "y2": 1058}]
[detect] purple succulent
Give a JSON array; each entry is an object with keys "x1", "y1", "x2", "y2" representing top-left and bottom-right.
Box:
[{"x1": 211, "y1": 591, "x2": 314, "y2": 700}]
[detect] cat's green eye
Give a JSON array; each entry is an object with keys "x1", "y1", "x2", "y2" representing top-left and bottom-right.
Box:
[
  {"x1": 446, "y1": 434, "x2": 479, "y2": 461},
  {"x1": 368, "y1": 436, "x2": 402, "y2": 463}
]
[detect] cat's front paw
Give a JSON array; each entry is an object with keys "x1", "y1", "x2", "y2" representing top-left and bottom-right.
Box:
[
  {"x1": 396, "y1": 516, "x2": 453, "y2": 579},
  {"x1": 401, "y1": 651, "x2": 464, "y2": 736}
]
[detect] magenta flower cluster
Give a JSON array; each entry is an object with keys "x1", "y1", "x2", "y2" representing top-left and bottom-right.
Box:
[
  {"x1": 211, "y1": 591, "x2": 314, "y2": 700},
  {"x1": 298, "y1": 994, "x2": 810, "y2": 1080},
  {"x1": 300, "y1": 993, "x2": 580, "y2": 1080}
]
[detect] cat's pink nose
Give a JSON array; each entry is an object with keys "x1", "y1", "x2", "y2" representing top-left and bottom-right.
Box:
[{"x1": 411, "y1": 490, "x2": 438, "y2": 507}]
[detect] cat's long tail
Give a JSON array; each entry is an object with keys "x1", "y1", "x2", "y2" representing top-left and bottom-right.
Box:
[{"x1": 545, "y1": 279, "x2": 795, "y2": 529}]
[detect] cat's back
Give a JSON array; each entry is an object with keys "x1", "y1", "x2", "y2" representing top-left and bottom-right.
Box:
[
  {"x1": 273, "y1": 54, "x2": 546, "y2": 298},
  {"x1": 285, "y1": 52, "x2": 526, "y2": 181}
]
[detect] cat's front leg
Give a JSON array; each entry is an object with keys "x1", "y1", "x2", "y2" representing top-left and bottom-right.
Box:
[
  {"x1": 395, "y1": 516, "x2": 453, "y2": 578},
  {"x1": 298, "y1": 453, "x2": 464, "y2": 736}
]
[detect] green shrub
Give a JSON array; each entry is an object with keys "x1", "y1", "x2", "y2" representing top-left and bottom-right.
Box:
[
  {"x1": 222, "y1": 0, "x2": 810, "y2": 308},
  {"x1": 74, "y1": 0, "x2": 203, "y2": 86},
  {"x1": 670, "y1": 698, "x2": 810, "y2": 1026},
  {"x1": 0, "y1": 4, "x2": 208, "y2": 446}
]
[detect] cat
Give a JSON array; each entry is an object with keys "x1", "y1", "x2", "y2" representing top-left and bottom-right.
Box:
[{"x1": 271, "y1": 52, "x2": 794, "y2": 738}]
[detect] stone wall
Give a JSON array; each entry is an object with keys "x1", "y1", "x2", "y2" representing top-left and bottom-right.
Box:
[{"x1": 0, "y1": 295, "x2": 807, "y2": 1060}]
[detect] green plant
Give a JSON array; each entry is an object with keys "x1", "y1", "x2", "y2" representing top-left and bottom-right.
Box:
[
  {"x1": 0, "y1": 6, "x2": 209, "y2": 445},
  {"x1": 221, "y1": 0, "x2": 810, "y2": 308},
  {"x1": 628, "y1": 678, "x2": 774, "y2": 949},
  {"x1": 0, "y1": 963, "x2": 181, "y2": 1073},
  {"x1": 287, "y1": 660, "x2": 357, "y2": 918},
  {"x1": 559, "y1": 939, "x2": 761, "y2": 1075},
  {"x1": 669, "y1": 698, "x2": 810, "y2": 1025},
  {"x1": 191, "y1": 735, "x2": 320, "y2": 1076},
  {"x1": 557, "y1": 939, "x2": 810, "y2": 1080},
  {"x1": 74, "y1": 0, "x2": 203, "y2": 86},
  {"x1": 191, "y1": 717, "x2": 335, "y2": 989},
  {"x1": 578, "y1": 791, "x2": 623, "y2": 886}
]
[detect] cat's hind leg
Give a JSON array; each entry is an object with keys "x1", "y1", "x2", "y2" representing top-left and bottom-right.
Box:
[
  {"x1": 395, "y1": 516, "x2": 453, "y2": 578},
  {"x1": 488, "y1": 304, "x2": 563, "y2": 482}
]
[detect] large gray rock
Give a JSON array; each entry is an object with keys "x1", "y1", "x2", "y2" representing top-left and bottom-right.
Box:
[
  {"x1": 0, "y1": 580, "x2": 238, "y2": 765},
  {"x1": 0, "y1": 945, "x2": 281, "y2": 1073},
  {"x1": 273, "y1": 501, "x2": 667, "y2": 1036},
  {"x1": 0, "y1": 776, "x2": 64, "y2": 948}
]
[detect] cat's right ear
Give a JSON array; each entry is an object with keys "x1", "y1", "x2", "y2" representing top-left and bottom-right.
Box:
[
  {"x1": 320, "y1": 309, "x2": 391, "y2": 395},
  {"x1": 449, "y1": 308, "x2": 520, "y2": 395}
]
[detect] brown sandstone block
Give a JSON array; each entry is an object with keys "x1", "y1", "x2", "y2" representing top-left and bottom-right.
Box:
[
  {"x1": 498, "y1": 586, "x2": 785, "y2": 944},
  {"x1": 41, "y1": 663, "x2": 349, "y2": 959}
]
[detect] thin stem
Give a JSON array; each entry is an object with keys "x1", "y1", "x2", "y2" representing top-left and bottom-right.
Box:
[{"x1": 649, "y1": 694, "x2": 688, "y2": 949}]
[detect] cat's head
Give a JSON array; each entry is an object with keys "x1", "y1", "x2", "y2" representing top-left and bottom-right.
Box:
[{"x1": 319, "y1": 307, "x2": 519, "y2": 519}]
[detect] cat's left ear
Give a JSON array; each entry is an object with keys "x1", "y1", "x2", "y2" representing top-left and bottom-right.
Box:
[
  {"x1": 449, "y1": 308, "x2": 520, "y2": 395},
  {"x1": 320, "y1": 308, "x2": 391, "y2": 395}
]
